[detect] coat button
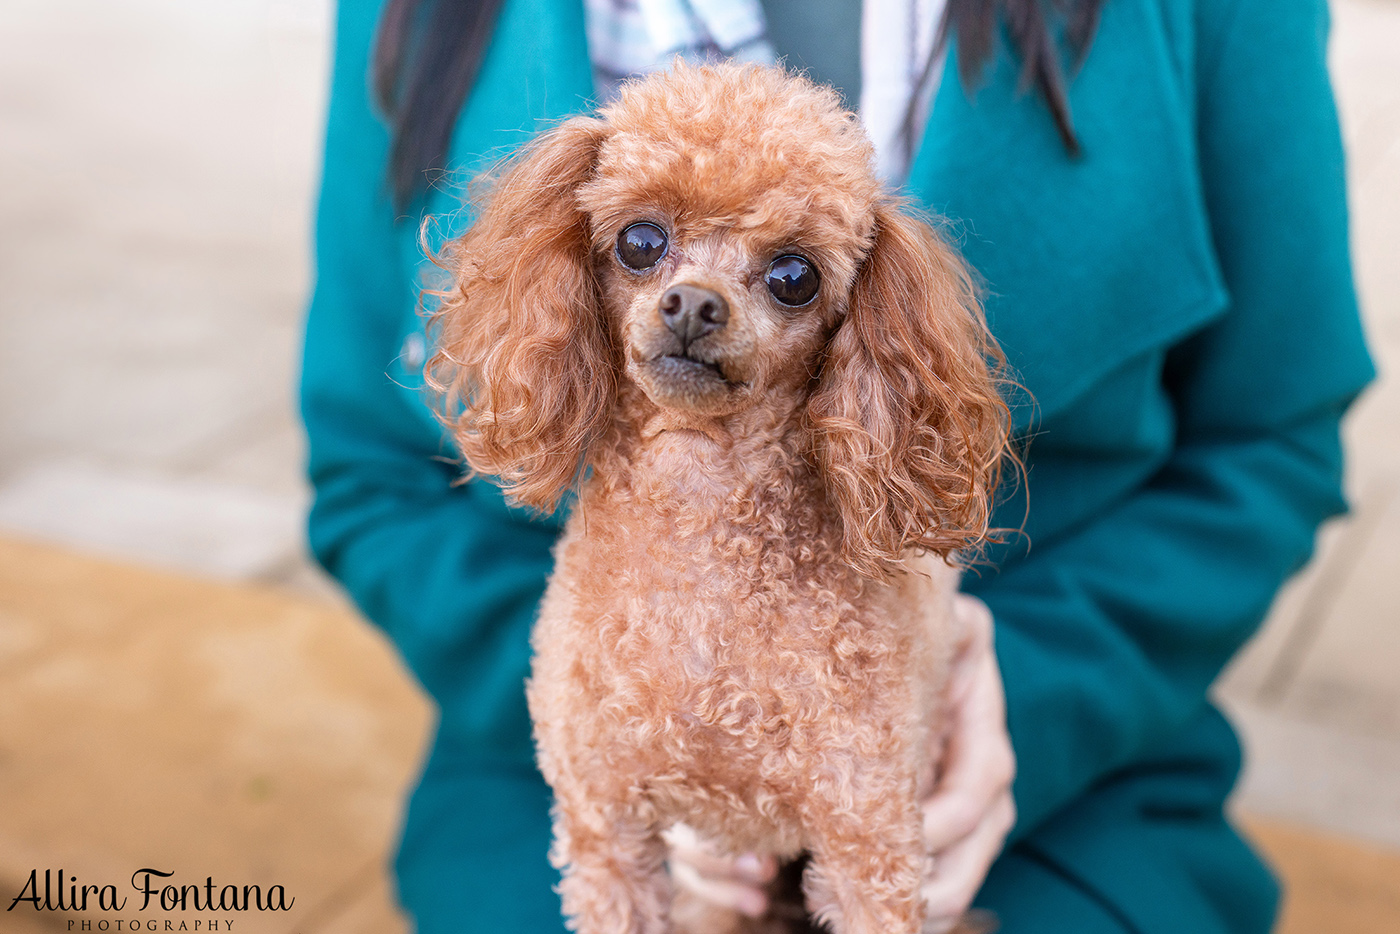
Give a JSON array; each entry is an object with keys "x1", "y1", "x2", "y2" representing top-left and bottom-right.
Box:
[{"x1": 401, "y1": 333, "x2": 426, "y2": 369}]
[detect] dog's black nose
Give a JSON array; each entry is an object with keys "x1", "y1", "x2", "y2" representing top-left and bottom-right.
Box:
[{"x1": 659, "y1": 284, "x2": 729, "y2": 345}]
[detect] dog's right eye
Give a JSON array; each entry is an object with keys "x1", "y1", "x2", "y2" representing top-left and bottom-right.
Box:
[
  {"x1": 765, "y1": 255, "x2": 820, "y2": 307},
  {"x1": 616, "y1": 223, "x2": 669, "y2": 271}
]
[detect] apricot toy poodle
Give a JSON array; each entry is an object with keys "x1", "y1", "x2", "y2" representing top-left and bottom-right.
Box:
[{"x1": 430, "y1": 62, "x2": 1010, "y2": 934}]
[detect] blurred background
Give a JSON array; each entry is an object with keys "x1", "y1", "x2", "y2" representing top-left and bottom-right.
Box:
[{"x1": 0, "y1": 0, "x2": 1396, "y2": 931}]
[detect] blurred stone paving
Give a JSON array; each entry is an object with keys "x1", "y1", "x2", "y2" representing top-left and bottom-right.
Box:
[
  {"x1": 0, "y1": 0, "x2": 1397, "y2": 930},
  {"x1": 0, "y1": 536, "x2": 430, "y2": 934}
]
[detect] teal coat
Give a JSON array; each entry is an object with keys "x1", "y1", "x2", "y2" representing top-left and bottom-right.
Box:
[{"x1": 301, "y1": 0, "x2": 1374, "y2": 930}]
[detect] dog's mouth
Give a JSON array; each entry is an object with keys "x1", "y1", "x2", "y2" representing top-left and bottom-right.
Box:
[
  {"x1": 634, "y1": 351, "x2": 747, "y2": 412},
  {"x1": 651, "y1": 353, "x2": 733, "y2": 384}
]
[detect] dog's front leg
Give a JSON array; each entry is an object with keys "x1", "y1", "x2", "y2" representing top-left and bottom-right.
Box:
[
  {"x1": 800, "y1": 772, "x2": 928, "y2": 934},
  {"x1": 550, "y1": 789, "x2": 672, "y2": 934}
]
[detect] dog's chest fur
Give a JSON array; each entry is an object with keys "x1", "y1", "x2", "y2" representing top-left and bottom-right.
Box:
[{"x1": 527, "y1": 426, "x2": 954, "y2": 847}]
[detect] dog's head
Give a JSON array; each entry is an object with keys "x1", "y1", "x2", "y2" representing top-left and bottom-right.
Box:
[{"x1": 432, "y1": 62, "x2": 1008, "y2": 575}]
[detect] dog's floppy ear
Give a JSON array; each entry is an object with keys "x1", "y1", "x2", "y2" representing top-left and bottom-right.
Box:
[
  {"x1": 807, "y1": 202, "x2": 1010, "y2": 577},
  {"x1": 430, "y1": 117, "x2": 615, "y2": 513}
]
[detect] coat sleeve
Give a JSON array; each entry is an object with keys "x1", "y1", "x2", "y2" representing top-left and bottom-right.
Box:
[
  {"x1": 300, "y1": 0, "x2": 559, "y2": 763},
  {"x1": 973, "y1": 0, "x2": 1375, "y2": 838}
]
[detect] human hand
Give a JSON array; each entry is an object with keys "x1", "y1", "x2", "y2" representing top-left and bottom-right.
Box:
[
  {"x1": 664, "y1": 822, "x2": 778, "y2": 918},
  {"x1": 920, "y1": 593, "x2": 1016, "y2": 933}
]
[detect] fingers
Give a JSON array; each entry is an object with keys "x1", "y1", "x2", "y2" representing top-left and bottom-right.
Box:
[
  {"x1": 663, "y1": 824, "x2": 776, "y2": 918},
  {"x1": 669, "y1": 838, "x2": 777, "y2": 884},
  {"x1": 669, "y1": 856, "x2": 771, "y2": 917},
  {"x1": 922, "y1": 791, "x2": 1016, "y2": 922},
  {"x1": 951, "y1": 593, "x2": 994, "y2": 648},
  {"x1": 921, "y1": 650, "x2": 1014, "y2": 852},
  {"x1": 919, "y1": 594, "x2": 1016, "y2": 925},
  {"x1": 947, "y1": 594, "x2": 994, "y2": 701}
]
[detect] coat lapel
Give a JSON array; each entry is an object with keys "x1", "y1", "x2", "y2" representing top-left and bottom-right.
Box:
[
  {"x1": 393, "y1": 0, "x2": 595, "y2": 422},
  {"x1": 906, "y1": 0, "x2": 1226, "y2": 429},
  {"x1": 410, "y1": 0, "x2": 596, "y2": 257}
]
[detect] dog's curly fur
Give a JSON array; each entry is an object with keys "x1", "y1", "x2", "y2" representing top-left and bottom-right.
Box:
[{"x1": 430, "y1": 63, "x2": 1010, "y2": 934}]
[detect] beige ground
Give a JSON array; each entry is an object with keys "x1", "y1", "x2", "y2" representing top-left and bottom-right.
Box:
[
  {"x1": 0, "y1": 537, "x2": 428, "y2": 933},
  {"x1": 0, "y1": 0, "x2": 1397, "y2": 930}
]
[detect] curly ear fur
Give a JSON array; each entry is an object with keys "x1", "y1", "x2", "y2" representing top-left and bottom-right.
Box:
[
  {"x1": 807, "y1": 202, "x2": 1010, "y2": 577},
  {"x1": 429, "y1": 117, "x2": 616, "y2": 512}
]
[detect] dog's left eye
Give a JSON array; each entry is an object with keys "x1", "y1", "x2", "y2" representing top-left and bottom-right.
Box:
[
  {"x1": 617, "y1": 222, "x2": 669, "y2": 271},
  {"x1": 765, "y1": 255, "x2": 820, "y2": 307}
]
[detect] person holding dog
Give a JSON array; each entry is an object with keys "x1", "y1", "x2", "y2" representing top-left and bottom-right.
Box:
[{"x1": 299, "y1": 0, "x2": 1374, "y2": 931}]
